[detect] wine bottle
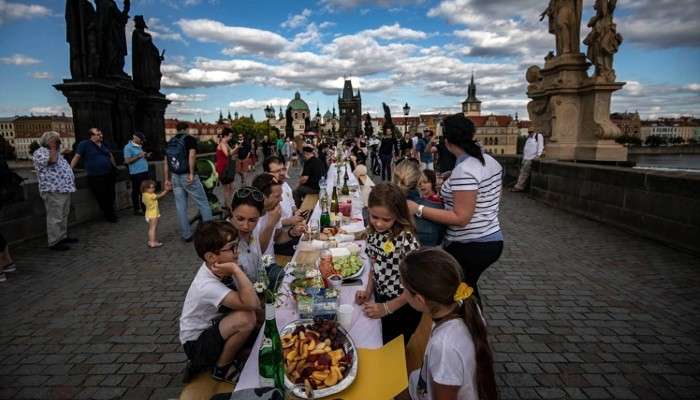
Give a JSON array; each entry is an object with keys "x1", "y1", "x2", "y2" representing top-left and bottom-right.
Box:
[
  {"x1": 341, "y1": 167, "x2": 350, "y2": 195},
  {"x1": 331, "y1": 186, "x2": 339, "y2": 214},
  {"x1": 258, "y1": 303, "x2": 285, "y2": 390},
  {"x1": 320, "y1": 194, "x2": 331, "y2": 229}
]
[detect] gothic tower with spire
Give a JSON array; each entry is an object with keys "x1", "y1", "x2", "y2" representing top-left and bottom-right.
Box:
[
  {"x1": 338, "y1": 79, "x2": 362, "y2": 137},
  {"x1": 462, "y1": 73, "x2": 482, "y2": 117}
]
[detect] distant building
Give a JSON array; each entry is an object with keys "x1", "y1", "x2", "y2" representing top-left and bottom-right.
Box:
[
  {"x1": 517, "y1": 119, "x2": 531, "y2": 136},
  {"x1": 459, "y1": 76, "x2": 519, "y2": 155},
  {"x1": 611, "y1": 112, "x2": 641, "y2": 138},
  {"x1": 288, "y1": 91, "x2": 310, "y2": 136},
  {"x1": 13, "y1": 115, "x2": 74, "y2": 159},
  {"x1": 0, "y1": 116, "x2": 17, "y2": 147},
  {"x1": 338, "y1": 80, "x2": 362, "y2": 137},
  {"x1": 640, "y1": 117, "x2": 699, "y2": 141},
  {"x1": 164, "y1": 118, "x2": 223, "y2": 142},
  {"x1": 462, "y1": 74, "x2": 482, "y2": 117},
  {"x1": 470, "y1": 115, "x2": 519, "y2": 155}
]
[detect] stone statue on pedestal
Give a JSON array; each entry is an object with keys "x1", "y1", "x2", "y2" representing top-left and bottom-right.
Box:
[
  {"x1": 96, "y1": 0, "x2": 130, "y2": 78},
  {"x1": 132, "y1": 15, "x2": 164, "y2": 93},
  {"x1": 526, "y1": 0, "x2": 626, "y2": 161},
  {"x1": 66, "y1": 0, "x2": 99, "y2": 79},
  {"x1": 382, "y1": 103, "x2": 395, "y2": 134},
  {"x1": 540, "y1": 0, "x2": 583, "y2": 55},
  {"x1": 584, "y1": 0, "x2": 623, "y2": 82},
  {"x1": 285, "y1": 107, "x2": 294, "y2": 138},
  {"x1": 364, "y1": 113, "x2": 374, "y2": 138}
]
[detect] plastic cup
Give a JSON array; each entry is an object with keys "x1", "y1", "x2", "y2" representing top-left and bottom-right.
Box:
[
  {"x1": 338, "y1": 304, "x2": 354, "y2": 330},
  {"x1": 327, "y1": 274, "x2": 343, "y2": 291}
]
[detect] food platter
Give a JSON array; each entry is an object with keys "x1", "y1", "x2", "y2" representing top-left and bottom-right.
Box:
[{"x1": 281, "y1": 319, "x2": 358, "y2": 399}]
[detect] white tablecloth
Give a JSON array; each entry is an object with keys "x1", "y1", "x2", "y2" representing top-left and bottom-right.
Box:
[{"x1": 235, "y1": 164, "x2": 381, "y2": 392}]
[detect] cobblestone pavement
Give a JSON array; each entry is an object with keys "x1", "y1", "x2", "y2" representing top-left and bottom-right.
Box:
[{"x1": 1, "y1": 166, "x2": 699, "y2": 399}]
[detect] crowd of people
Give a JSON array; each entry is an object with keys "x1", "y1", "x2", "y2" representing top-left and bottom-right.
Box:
[
  {"x1": 176, "y1": 112, "x2": 507, "y2": 400},
  {"x1": 6, "y1": 111, "x2": 551, "y2": 399}
]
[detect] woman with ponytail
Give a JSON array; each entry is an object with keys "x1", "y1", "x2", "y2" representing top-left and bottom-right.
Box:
[
  {"x1": 406, "y1": 113, "x2": 504, "y2": 305},
  {"x1": 400, "y1": 248, "x2": 497, "y2": 400}
]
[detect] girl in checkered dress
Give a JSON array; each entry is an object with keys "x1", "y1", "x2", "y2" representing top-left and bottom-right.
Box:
[{"x1": 355, "y1": 182, "x2": 422, "y2": 345}]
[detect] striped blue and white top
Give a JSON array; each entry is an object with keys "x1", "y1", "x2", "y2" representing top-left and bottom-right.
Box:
[{"x1": 440, "y1": 153, "x2": 503, "y2": 242}]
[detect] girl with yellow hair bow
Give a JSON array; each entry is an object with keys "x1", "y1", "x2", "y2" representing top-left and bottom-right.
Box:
[{"x1": 398, "y1": 248, "x2": 497, "y2": 400}]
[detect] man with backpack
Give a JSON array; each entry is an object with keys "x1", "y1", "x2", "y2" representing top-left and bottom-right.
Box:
[{"x1": 164, "y1": 121, "x2": 212, "y2": 241}]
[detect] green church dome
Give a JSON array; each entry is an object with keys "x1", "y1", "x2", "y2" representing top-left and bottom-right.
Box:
[{"x1": 287, "y1": 91, "x2": 310, "y2": 112}]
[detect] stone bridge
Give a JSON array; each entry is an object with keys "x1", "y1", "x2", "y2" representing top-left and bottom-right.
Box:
[{"x1": 0, "y1": 168, "x2": 699, "y2": 399}]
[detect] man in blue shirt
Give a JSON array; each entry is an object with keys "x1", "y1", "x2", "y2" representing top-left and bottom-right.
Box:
[
  {"x1": 71, "y1": 128, "x2": 118, "y2": 223},
  {"x1": 123, "y1": 132, "x2": 151, "y2": 215}
]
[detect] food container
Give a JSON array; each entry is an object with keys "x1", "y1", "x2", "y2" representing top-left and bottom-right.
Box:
[{"x1": 281, "y1": 319, "x2": 358, "y2": 399}]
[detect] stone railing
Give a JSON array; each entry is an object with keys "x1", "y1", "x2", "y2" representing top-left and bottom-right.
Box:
[
  {"x1": 495, "y1": 155, "x2": 700, "y2": 255},
  {"x1": 1, "y1": 153, "x2": 215, "y2": 245}
]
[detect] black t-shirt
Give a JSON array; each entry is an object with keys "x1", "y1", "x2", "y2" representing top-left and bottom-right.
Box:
[
  {"x1": 238, "y1": 141, "x2": 251, "y2": 160},
  {"x1": 379, "y1": 137, "x2": 398, "y2": 156},
  {"x1": 301, "y1": 156, "x2": 324, "y2": 191},
  {"x1": 400, "y1": 138, "x2": 412, "y2": 154},
  {"x1": 436, "y1": 138, "x2": 456, "y2": 173},
  {"x1": 172, "y1": 133, "x2": 198, "y2": 174}
]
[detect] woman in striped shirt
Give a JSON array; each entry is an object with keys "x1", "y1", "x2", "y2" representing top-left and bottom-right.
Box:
[{"x1": 407, "y1": 113, "x2": 504, "y2": 305}]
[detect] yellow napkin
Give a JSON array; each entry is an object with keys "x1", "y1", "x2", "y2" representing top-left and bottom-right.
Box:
[{"x1": 329, "y1": 335, "x2": 408, "y2": 400}]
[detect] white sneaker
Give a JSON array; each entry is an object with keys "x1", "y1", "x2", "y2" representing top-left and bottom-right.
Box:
[{"x1": 3, "y1": 263, "x2": 15, "y2": 273}]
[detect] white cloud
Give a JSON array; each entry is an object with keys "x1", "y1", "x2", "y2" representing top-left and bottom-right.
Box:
[
  {"x1": 145, "y1": 18, "x2": 187, "y2": 44},
  {"x1": 166, "y1": 93, "x2": 207, "y2": 102},
  {"x1": 177, "y1": 19, "x2": 289, "y2": 55},
  {"x1": 281, "y1": 8, "x2": 311, "y2": 29},
  {"x1": 229, "y1": 98, "x2": 291, "y2": 110},
  {"x1": 360, "y1": 23, "x2": 427, "y2": 40},
  {"x1": 0, "y1": 0, "x2": 52, "y2": 25},
  {"x1": 616, "y1": 0, "x2": 700, "y2": 48},
  {"x1": 0, "y1": 53, "x2": 40, "y2": 65},
  {"x1": 30, "y1": 71, "x2": 51, "y2": 79},
  {"x1": 30, "y1": 106, "x2": 67, "y2": 115}
]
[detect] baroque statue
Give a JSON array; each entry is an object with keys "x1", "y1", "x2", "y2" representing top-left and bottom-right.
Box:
[
  {"x1": 65, "y1": 0, "x2": 99, "y2": 79},
  {"x1": 364, "y1": 112, "x2": 374, "y2": 138},
  {"x1": 583, "y1": 0, "x2": 623, "y2": 82},
  {"x1": 540, "y1": 0, "x2": 583, "y2": 56},
  {"x1": 382, "y1": 102, "x2": 394, "y2": 133},
  {"x1": 96, "y1": 0, "x2": 130, "y2": 78},
  {"x1": 132, "y1": 15, "x2": 164, "y2": 92}
]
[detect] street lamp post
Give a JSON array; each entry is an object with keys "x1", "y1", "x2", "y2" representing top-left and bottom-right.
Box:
[{"x1": 403, "y1": 102, "x2": 410, "y2": 136}]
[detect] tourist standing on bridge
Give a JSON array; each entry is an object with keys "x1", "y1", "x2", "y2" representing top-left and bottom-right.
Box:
[
  {"x1": 164, "y1": 121, "x2": 212, "y2": 242},
  {"x1": 123, "y1": 132, "x2": 150, "y2": 216},
  {"x1": 407, "y1": 114, "x2": 504, "y2": 306},
  {"x1": 511, "y1": 130, "x2": 544, "y2": 192},
  {"x1": 34, "y1": 131, "x2": 77, "y2": 251},
  {"x1": 71, "y1": 128, "x2": 118, "y2": 223},
  {"x1": 378, "y1": 128, "x2": 399, "y2": 181}
]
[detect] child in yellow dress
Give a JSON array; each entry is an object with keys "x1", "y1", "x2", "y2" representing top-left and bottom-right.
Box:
[{"x1": 141, "y1": 180, "x2": 170, "y2": 248}]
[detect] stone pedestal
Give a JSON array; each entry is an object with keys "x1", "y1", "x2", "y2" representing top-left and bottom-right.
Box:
[
  {"x1": 54, "y1": 79, "x2": 169, "y2": 161},
  {"x1": 135, "y1": 93, "x2": 169, "y2": 160},
  {"x1": 527, "y1": 53, "x2": 628, "y2": 162}
]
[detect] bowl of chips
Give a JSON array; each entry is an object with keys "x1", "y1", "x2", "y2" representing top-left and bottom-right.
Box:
[{"x1": 281, "y1": 318, "x2": 358, "y2": 398}]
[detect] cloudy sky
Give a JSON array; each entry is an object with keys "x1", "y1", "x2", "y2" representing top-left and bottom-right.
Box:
[{"x1": 0, "y1": 0, "x2": 698, "y2": 121}]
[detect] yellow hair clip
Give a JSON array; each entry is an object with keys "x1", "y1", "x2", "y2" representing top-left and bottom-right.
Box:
[{"x1": 453, "y1": 282, "x2": 473, "y2": 304}]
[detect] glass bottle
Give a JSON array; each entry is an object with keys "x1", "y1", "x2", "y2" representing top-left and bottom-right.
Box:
[
  {"x1": 319, "y1": 194, "x2": 331, "y2": 229},
  {"x1": 331, "y1": 186, "x2": 339, "y2": 215},
  {"x1": 259, "y1": 303, "x2": 285, "y2": 391}
]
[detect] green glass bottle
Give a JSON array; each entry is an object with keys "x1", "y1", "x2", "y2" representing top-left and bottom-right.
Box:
[
  {"x1": 258, "y1": 303, "x2": 285, "y2": 390},
  {"x1": 320, "y1": 194, "x2": 331, "y2": 229}
]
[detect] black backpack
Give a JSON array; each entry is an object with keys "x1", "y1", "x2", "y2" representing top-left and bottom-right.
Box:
[{"x1": 166, "y1": 134, "x2": 189, "y2": 174}]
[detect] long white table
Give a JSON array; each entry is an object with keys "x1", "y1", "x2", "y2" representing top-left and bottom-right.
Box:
[{"x1": 235, "y1": 164, "x2": 382, "y2": 392}]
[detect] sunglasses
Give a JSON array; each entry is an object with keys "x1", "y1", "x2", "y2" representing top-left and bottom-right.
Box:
[{"x1": 234, "y1": 187, "x2": 264, "y2": 202}]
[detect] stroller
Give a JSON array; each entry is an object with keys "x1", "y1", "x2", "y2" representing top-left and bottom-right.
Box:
[{"x1": 189, "y1": 159, "x2": 225, "y2": 225}]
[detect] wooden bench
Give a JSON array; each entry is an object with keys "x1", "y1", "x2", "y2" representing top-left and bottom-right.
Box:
[
  {"x1": 299, "y1": 193, "x2": 319, "y2": 212},
  {"x1": 179, "y1": 372, "x2": 234, "y2": 400}
]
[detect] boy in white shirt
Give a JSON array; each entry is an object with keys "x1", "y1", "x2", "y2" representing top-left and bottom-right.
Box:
[{"x1": 180, "y1": 221, "x2": 260, "y2": 384}]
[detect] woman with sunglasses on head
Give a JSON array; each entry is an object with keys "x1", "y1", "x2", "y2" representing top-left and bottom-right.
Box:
[{"x1": 228, "y1": 186, "x2": 265, "y2": 282}]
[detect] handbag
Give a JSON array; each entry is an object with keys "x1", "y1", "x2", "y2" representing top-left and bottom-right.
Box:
[{"x1": 220, "y1": 157, "x2": 236, "y2": 184}]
